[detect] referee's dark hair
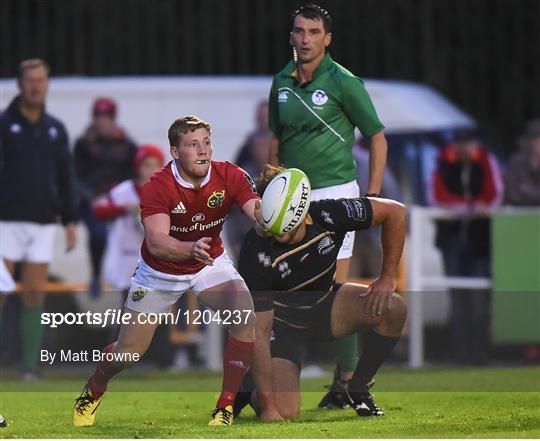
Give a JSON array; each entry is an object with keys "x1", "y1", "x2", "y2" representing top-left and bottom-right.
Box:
[{"x1": 292, "y1": 4, "x2": 332, "y2": 33}]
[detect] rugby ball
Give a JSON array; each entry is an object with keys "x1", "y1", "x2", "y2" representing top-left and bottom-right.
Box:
[{"x1": 261, "y1": 168, "x2": 311, "y2": 235}]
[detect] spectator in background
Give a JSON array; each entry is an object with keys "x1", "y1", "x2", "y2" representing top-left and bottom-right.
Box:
[
  {"x1": 74, "y1": 98, "x2": 137, "y2": 296},
  {"x1": 93, "y1": 145, "x2": 164, "y2": 297},
  {"x1": 0, "y1": 59, "x2": 78, "y2": 379},
  {"x1": 427, "y1": 129, "x2": 504, "y2": 364},
  {"x1": 234, "y1": 100, "x2": 269, "y2": 167},
  {"x1": 226, "y1": 129, "x2": 273, "y2": 262},
  {"x1": 506, "y1": 119, "x2": 540, "y2": 206},
  {"x1": 353, "y1": 138, "x2": 403, "y2": 278}
]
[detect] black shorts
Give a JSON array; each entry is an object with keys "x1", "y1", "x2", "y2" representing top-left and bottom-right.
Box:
[{"x1": 270, "y1": 283, "x2": 342, "y2": 371}]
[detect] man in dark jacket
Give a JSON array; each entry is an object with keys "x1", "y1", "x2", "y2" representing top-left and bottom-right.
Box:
[
  {"x1": 74, "y1": 97, "x2": 137, "y2": 296},
  {"x1": 0, "y1": 58, "x2": 78, "y2": 379},
  {"x1": 427, "y1": 129, "x2": 504, "y2": 363},
  {"x1": 506, "y1": 119, "x2": 540, "y2": 206}
]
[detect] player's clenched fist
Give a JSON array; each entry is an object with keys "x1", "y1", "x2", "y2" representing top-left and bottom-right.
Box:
[{"x1": 190, "y1": 237, "x2": 214, "y2": 266}]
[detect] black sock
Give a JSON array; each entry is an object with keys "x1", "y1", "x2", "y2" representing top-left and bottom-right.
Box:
[
  {"x1": 241, "y1": 369, "x2": 256, "y2": 394},
  {"x1": 349, "y1": 329, "x2": 400, "y2": 393},
  {"x1": 233, "y1": 370, "x2": 256, "y2": 415}
]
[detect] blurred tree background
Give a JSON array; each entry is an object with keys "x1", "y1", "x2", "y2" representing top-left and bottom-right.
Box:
[{"x1": 1, "y1": 0, "x2": 538, "y2": 154}]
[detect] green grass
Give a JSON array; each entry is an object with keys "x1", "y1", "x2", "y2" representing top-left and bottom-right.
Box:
[{"x1": 1, "y1": 366, "x2": 539, "y2": 438}]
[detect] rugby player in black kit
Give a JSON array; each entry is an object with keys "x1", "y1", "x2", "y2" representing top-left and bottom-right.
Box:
[{"x1": 235, "y1": 166, "x2": 407, "y2": 421}]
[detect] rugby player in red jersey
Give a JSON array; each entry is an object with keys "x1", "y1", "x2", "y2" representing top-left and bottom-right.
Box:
[{"x1": 73, "y1": 116, "x2": 261, "y2": 427}]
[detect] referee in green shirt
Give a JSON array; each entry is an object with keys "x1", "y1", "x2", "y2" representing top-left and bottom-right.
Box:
[{"x1": 268, "y1": 4, "x2": 389, "y2": 409}]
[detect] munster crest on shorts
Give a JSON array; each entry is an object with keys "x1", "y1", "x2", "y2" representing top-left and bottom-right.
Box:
[
  {"x1": 131, "y1": 287, "x2": 148, "y2": 302},
  {"x1": 207, "y1": 190, "x2": 225, "y2": 208}
]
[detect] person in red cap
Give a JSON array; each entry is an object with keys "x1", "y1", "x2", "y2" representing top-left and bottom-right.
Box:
[
  {"x1": 74, "y1": 97, "x2": 137, "y2": 297},
  {"x1": 92, "y1": 97, "x2": 117, "y2": 118},
  {"x1": 93, "y1": 145, "x2": 165, "y2": 297}
]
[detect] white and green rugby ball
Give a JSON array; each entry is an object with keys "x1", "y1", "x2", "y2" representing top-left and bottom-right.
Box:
[{"x1": 261, "y1": 168, "x2": 311, "y2": 235}]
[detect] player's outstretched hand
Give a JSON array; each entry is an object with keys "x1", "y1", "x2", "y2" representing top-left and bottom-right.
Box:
[
  {"x1": 360, "y1": 275, "x2": 397, "y2": 316},
  {"x1": 191, "y1": 237, "x2": 214, "y2": 266},
  {"x1": 254, "y1": 199, "x2": 263, "y2": 223},
  {"x1": 253, "y1": 200, "x2": 272, "y2": 237}
]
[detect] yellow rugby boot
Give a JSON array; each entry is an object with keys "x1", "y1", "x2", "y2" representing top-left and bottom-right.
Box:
[
  {"x1": 72, "y1": 383, "x2": 103, "y2": 427},
  {"x1": 208, "y1": 405, "x2": 234, "y2": 426}
]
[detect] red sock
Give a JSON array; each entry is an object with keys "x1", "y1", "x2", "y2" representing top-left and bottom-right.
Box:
[
  {"x1": 216, "y1": 336, "x2": 254, "y2": 409},
  {"x1": 87, "y1": 343, "x2": 125, "y2": 399}
]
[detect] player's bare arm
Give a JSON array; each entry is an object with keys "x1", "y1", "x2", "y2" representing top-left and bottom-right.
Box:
[
  {"x1": 360, "y1": 198, "x2": 407, "y2": 316},
  {"x1": 366, "y1": 131, "x2": 388, "y2": 195},
  {"x1": 243, "y1": 199, "x2": 271, "y2": 238},
  {"x1": 268, "y1": 135, "x2": 280, "y2": 166},
  {"x1": 143, "y1": 212, "x2": 214, "y2": 265},
  {"x1": 241, "y1": 198, "x2": 261, "y2": 223},
  {"x1": 251, "y1": 309, "x2": 283, "y2": 421}
]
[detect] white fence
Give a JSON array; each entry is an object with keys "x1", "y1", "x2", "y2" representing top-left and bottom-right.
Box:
[{"x1": 407, "y1": 206, "x2": 495, "y2": 368}]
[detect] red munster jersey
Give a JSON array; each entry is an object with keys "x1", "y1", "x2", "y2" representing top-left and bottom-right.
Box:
[{"x1": 140, "y1": 160, "x2": 259, "y2": 275}]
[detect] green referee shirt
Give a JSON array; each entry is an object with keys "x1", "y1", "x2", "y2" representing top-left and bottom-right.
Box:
[{"x1": 268, "y1": 52, "x2": 384, "y2": 189}]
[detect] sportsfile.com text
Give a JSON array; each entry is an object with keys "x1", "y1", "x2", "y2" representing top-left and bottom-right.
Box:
[{"x1": 40, "y1": 309, "x2": 253, "y2": 328}]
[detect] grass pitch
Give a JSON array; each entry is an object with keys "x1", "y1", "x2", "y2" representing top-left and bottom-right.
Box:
[{"x1": 1, "y1": 366, "x2": 539, "y2": 438}]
